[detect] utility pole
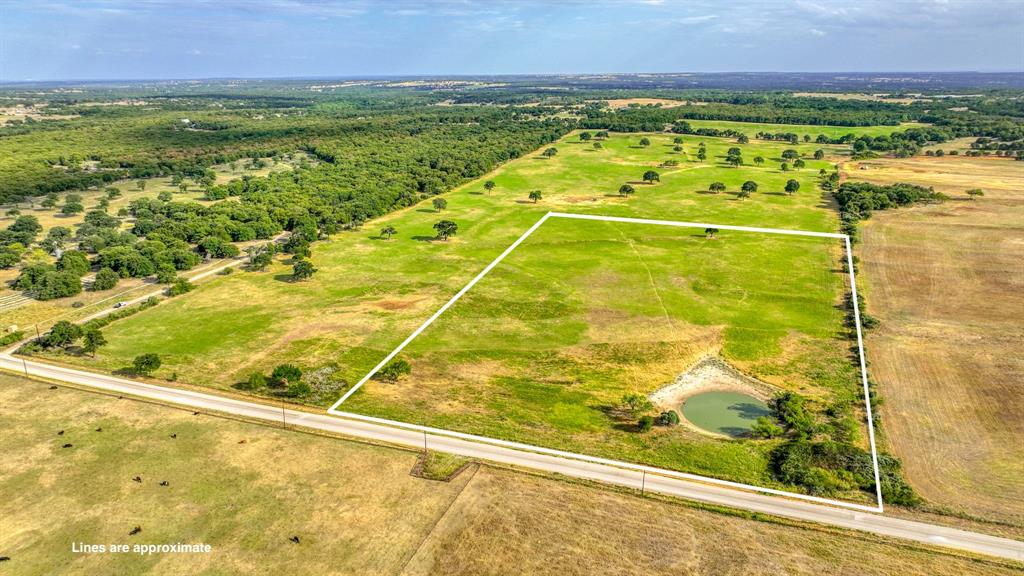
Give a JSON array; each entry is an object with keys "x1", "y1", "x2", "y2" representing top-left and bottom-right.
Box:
[
  {"x1": 34, "y1": 323, "x2": 40, "y2": 342},
  {"x1": 281, "y1": 405, "x2": 286, "y2": 429},
  {"x1": 423, "y1": 431, "x2": 428, "y2": 454},
  {"x1": 22, "y1": 357, "x2": 29, "y2": 377},
  {"x1": 641, "y1": 470, "x2": 646, "y2": 496}
]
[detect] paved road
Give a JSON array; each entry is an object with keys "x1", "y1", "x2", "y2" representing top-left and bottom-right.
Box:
[{"x1": 1, "y1": 354, "x2": 1021, "y2": 562}]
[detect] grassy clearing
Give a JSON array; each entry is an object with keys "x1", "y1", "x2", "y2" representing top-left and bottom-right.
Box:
[
  {"x1": 0, "y1": 372, "x2": 472, "y2": 575},
  {"x1": 850, "y1": 156, "x2": 1024, "y2": 526}
]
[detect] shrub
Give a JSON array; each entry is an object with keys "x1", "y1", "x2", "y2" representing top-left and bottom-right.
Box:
[
  {"x1": 286, "y1": 380, "x2": 311, "y2": 398},
  {"x1": 657, "y1": 410, "x2": 680, "y2": 426},
  {"x1": 132, "y1": 353, "x2": 161, "y2": 376},
  {"x1": 638, "y1": 415, "x2": 654, "y2": 432},
  {"x1": 751, "y1": 416, "x2": 783, "y2": 439},
  {"x1": 245, "y1": 372, "x2": 267, "y2": 390},
  {"x1": 168, "y1": 277, "x2": 195, "y2": 296},
  {"x1": 270, "y1": 364, "x2": 302, "y2": 387},
  {"x1": 375, "y1": 358, "x2": 411, "y2": 382},
  {"x1": 0, "y1": 331, "x2": 25, "y2": 347},
  {"x1": 292, "y1": 260, "x2": 316, "y2": 281}
]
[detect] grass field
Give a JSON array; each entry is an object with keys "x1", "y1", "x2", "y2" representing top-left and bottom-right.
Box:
[
  {"x1": 24, "y1": 127, "x2": 875, "y2": 487},
  {"x1": 1, "y1": 373, "x2": 1018, "y2": 576},
  {"x1": 849, "y1": 156, "x2": 1024, "y2": 526},
  {"x1": 341, "y1": 215, "x2": 857, "y2": 485},
  {"x1": 38, "y1": 128, "x2": 850, "y2": 384},
  {"x1": 0, "y1": 373, "x2": 473, "y2": 575}
]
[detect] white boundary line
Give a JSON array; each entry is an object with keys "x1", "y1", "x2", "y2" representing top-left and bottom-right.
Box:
[{"x1": 328, "y1": 211, "x2": 884, "y2": 513}]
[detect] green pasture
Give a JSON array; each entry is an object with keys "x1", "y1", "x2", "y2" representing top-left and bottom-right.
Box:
[
  {"x1": 342, "y1": 216, "x2": 857, "y2": 483},
  {"x1": 29, "y1": 126, "x2": 876, "y2": 487},
  {"x1": 44, "y1": 129, "x2": 851, "y2": 384}
]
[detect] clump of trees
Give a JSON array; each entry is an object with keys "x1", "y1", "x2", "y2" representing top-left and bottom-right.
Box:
[{"x1": 241, "y1": 363, "x2": 310, "y2": 397}]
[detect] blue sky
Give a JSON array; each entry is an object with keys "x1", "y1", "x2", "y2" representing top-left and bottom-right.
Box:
[{"x1": 1, "y1": 0, "x2": 1021, "y2": 81}]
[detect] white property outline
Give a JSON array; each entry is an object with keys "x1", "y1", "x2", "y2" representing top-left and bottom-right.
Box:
[{"x1": 328, "y1": 211, "x2": 885, "y2": 513}]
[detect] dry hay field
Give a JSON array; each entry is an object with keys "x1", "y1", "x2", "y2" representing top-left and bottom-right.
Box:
[
  {"x1": 849, "y1": 156, "x2": 1024, "y2": 526},
  {"x1": 403, "y1": 465, "x2": 1019, "y2": 576},
  {"x1": 1, "y1": 373, "x2": 1018, "y2": 576},
  {"x1": 602, "y1": 98, "x2": 694, "y2": 109}
]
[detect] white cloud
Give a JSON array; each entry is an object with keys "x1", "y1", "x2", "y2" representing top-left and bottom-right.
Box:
[{"x1": 810, "y1": 28, "x2": 826, "y2": 36}]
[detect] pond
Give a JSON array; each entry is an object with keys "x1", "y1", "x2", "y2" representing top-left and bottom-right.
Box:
[{"x1": 681, "y1": 391, "x2": 771, "y2": 438}]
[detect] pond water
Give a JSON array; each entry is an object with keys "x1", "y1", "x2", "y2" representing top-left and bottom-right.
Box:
[{"x1": 681, "y1": 391, "x2": 771, "y2": 438}]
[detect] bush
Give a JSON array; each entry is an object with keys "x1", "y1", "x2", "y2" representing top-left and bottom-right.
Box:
[
  {"x1": 168, "y1": 277, "x2": 195, "y2": 296},
  {"x1": 292, "y1": 260, "x2": 316, "y2": 281},
  {"x1": 657, "y1": 410, "x2": 680, "y2": 426},
  {"x1": 375, "y1": 358, "x2": 411, "y2": 382},
  {"x1": 269, "y1": 364, "x2": 302, "y2": 388},
  {"x1": 286, "y1": 380, "x2": 311, "y2": 398},
  {"x1": 243, "y1": 372, "x2": 267, "y2": 390},
  {"x1": 751, "y1": 416, "x2": 783, "y2": 439},
  {"x1": 637, "y1": 415, "x2": 654, "y2": 432},
  {"x1": 0, "y1": 331, "x2": 25, "y2": 347},
  {"x1": 132, "y1": 353, "x2": 161, "y2": 375}
]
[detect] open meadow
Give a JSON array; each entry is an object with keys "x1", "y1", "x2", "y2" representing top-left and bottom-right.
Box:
[
  {"x1": 343, "y1": 215, "x2": 857, "y2": 485},
  {"x1": 849, "y1": 156, "x2": 1024, "y2": 525},
  {"x1": 34, "y1": 129, "x2": 850, "y2": 384},
  {"x1": 22, "y1": 127, "x2": 883, "y2": 491},
  {"x1": 0, "y1": 372, "x2": 1018, "y2": 576}
]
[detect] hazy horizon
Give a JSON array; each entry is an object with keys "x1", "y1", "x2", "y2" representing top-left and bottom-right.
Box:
[{"x1": 2, "y1": 0, "x2": 1022, "y2": 82}]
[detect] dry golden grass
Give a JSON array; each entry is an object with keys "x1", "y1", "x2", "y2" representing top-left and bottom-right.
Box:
[
  {"x1": 851, "y1": 156, "x2": 1024, "y2": 525},
  {"x1": 0, "y1": 373, "x2": 473, "y2": 575},
  {"x1": 403, "y1": 467, "x2": 1021, "y2": 576},
  {"x1": 602, "y1": 98, "x2": 694, "y2": 109},
  {"x1": 1, "y1": 372, "x2": 1019, "y2": 574}
]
